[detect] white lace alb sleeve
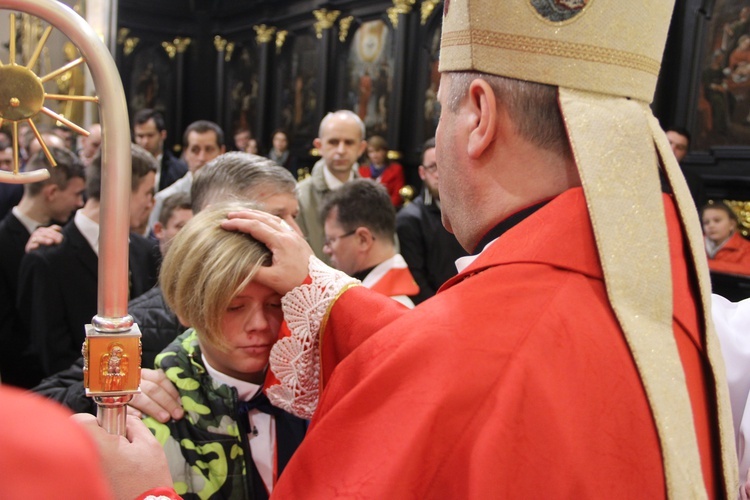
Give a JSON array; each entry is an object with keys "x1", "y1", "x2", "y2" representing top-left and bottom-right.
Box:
[{"x1": 266, "y1": 256, "x2": 359, "y2": 419}]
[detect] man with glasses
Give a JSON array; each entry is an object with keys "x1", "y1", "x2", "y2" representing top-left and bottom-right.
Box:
[
  {"x1": 396, "y1": 138, "x2": 466, "y2": 304},
  {"x1": 322, "y1": 179, "x2": 418, "y2": 307}
]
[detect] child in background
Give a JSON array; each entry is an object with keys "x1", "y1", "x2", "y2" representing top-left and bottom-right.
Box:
[
  {"x1": 359, "y1": 135, "x2": 405, "y2": 208},
  {"x1": 702, "y1": 200, "x2": 750, "y2": 275}
]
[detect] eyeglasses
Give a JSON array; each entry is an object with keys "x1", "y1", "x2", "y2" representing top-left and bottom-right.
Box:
[
  {"x1": 422, "y1": 163, "x2": 437, "y2": 173},
  {"x1": 323, "y1": 230, "x2": 356, "y2": 248}
]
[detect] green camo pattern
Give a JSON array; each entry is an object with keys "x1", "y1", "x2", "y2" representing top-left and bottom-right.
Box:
[{"x1": 143, "y1": 329, "x2": 251, "y2": 499}]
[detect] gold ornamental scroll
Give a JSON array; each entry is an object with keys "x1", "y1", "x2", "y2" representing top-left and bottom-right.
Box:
[{"x1": 0, "y1": 0, "x2": 139, "y2": 436}]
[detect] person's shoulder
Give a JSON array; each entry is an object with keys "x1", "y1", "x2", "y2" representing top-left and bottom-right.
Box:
[
  {"x1": 156, "y1": 173, "x2": 190, "y2": 199},
  {"x1": 129, "y1": 233, "x2": 158, "y2": 256},
  {"x1": 129, "y1": 233, "x2": 160, "y2": 267},
  {"x1": 397, "y1": 198, "x2": 425, "y2": 220},
  {"x1": 26, "y1": 223, "x2": 79, "y2": 261},
  {"x1": 128, "y1": 286, "x2": 163, "y2": 309},
  {"x1": 0, "y1": 213, "x2": 26, "y2": 243},
  {"x1": 130, "y1": 231, "x2": 156, "y2": 245},
  {"x1": 296, "y1": 176, "x2": 316, "y2": 198},
  {"x1": 735, "y1": 232, "x2": 750, "y2": 248},
  {"x1": 164, "y1": 150, "x2": 186, "y2": 166},
  {"x1": 0, "y1": 210, "x2": 18, "y2": 229},
  {"x1": 155, "y1": 329, "x2": 198, "y2": 372}
]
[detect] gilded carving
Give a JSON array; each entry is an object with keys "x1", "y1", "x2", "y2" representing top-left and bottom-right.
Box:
[
  {"x1": 421, "y1": 0, "x2": 441, "y2": 25},
  {"x1": 117, "y1": 27, "x2": 130, "y2": 45},
  {"x1": 313, "y1": 9, "x2": 341, "y2": 39},
  {"x1": 276, "y1": 30, "x2": 288, "y2": 54},
  {"x1": 214, "y1": 35, "x2": 228, "y2": 52},
  {"x1": 100, "y1": 342, "x2": 129, "y2": 392},
  {"x1": 387, "y1": 7, "x2": 399, "y2": 28},
  {"x1": 254, "y1": 24, "x2": 276, "y2": 44},
  {"x1": 123, "y1": 37, "x2": 139, "y2": 56},
  {"x1": 339, "y1": 16, "x2": 354, "y2": 43},
  {"x1": 174, "y1": 37, "x2": 191, "y2": 54},
  {"x1": 726, "y1": 200, "x2": 750, "y2": 237},
  {"x1": 162, "y1": 41, "x2": 176, "y2": 59}
]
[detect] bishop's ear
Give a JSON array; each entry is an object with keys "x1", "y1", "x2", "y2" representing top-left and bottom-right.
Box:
[{"x1": 466, "y1": 78, "x2": 498, "y2": 160}]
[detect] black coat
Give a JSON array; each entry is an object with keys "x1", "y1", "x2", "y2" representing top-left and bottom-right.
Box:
[
  {"x1": 17, "y1": 220, "x2": 159, "y2": 376},
  {"x1": 159, "y1": 151, "x2": 188, "y2": 191},
  {"x1": 395, "y1": 193, "x2": 468, "y2": 305},
  {"x1": 0, "y1": 213, "x2": 44, "y2": 388}
]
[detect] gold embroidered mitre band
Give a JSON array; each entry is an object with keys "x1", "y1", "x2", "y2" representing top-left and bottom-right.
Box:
[
  {"x1": 440, "y1": 1, "x2": 738, "y2": 498},
  {"x1": 439, "y1": 0, "x2": 670, "y2": 102}
]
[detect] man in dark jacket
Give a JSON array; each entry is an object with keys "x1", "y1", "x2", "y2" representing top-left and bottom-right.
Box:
[
  {"x1": 396, "y1": 138, "x2": 467, "y2": 304},
  {"x1": 0, "y1": 148, "x2": 85, "y2": 387},
  {"x1": 133, "y1": 108, "x2": 187, "y2": 191},
  {"x1": 18, "y1": 145, "x2": 160, "y2": 377}
]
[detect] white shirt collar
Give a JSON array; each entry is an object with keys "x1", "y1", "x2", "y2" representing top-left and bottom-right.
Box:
[
  {"x1": 154, "y1": 153, "x2": 163, "y2": 188},
  {"x1": 201, "y1": 352, "x2": 275, "y2": 493},
  {"x1": 454, "y1": 237, "x2": 500, "y2": 274},
  {"x1": 323, "y1": 164, "x2": 356, "y2": 190},
  {"x1": 74, "y1": 209, "x2": 100, "y2": 256},
  {"x1": 202, "y1": 353, "x2": 263, "y2": 401},
  {"x1": 12, "y1": 206, "x2": 43, "y2": 235}
]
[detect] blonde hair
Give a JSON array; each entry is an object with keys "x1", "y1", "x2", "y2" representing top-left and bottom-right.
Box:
[{"x1": 159, "y1": 201, "x2": 270, "y2": 350}]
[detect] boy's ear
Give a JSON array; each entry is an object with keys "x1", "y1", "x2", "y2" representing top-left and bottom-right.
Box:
[
  {"x1": 176, "y1": 313, "x2": 189, "y2": 328},
  {"x1": 42, "y1": 183, "x2": 59, "y2": 201},
  {"x1": 153, "y1": 221, "x2": 164, "y2": 241}
]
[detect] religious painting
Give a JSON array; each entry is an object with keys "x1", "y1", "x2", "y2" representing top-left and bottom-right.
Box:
[
  {"x1": 692, "y1": 0, "x2": 750, "y2": 150},
  {"x1": 128, "y1": 43, "x2": 174, "y2": 119},
  {"x1": 278, "y1": 31, "x2": 319, "y2": 140},
  {"x1": 346, "y1": 20, "x2": 395, "y2": 137},
  {"x1": 226, "y1": 44, "x2": 259, "y2": 138}
]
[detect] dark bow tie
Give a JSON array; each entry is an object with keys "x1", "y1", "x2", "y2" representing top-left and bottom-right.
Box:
[{"x1": 238, "y1": 392, "x2": 280, "y2": 417}]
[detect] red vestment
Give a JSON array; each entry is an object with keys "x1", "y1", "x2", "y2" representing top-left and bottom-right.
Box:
[
  {"x1": 0, "y1": 386, "x2": 113, "y2": 498},
  {"x1": 272, "y1": 188, "x2": 721, "y2": 499}
]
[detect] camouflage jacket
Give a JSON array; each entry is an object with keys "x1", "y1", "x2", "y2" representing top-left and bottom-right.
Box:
[{"x1": 144, "y1": 329, "x2": 305, "y2": 499}]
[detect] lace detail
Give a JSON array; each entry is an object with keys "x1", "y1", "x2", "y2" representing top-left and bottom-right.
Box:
[{"x1": 267, "y1": 256, "x2": 359, "y2": 419}]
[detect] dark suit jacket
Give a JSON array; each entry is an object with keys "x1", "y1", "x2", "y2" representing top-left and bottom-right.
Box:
[
  {"x1": 0, "y1": 213, "x2": 44, "y2": 387},
  {"x1": 17, "y1": 219, "x2": 159, "y2": 376},
  {"x1": 0, "y1": 184, "x2": 23, "y2": 221},
  {"x1": 160, "y1": 151, "x2": 188, "y2": 191}
]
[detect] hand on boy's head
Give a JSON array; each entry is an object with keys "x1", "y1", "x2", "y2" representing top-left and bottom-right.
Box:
[
  {"x1": 222, "y1": 209, "x2": 313, "y2": 295},
  {"x1": 71, "y1": 413, "x2": 174, "y2": 499},
  {"x1": 129, "y1": 368, "x2": 184, "y2": 423}
]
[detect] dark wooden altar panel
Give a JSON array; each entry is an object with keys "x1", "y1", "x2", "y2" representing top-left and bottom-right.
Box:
[{"x1": 116, "y1": 0, "x2": 436, "y2": 174}]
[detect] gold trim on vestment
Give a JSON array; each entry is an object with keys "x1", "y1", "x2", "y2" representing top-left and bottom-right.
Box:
[
  {"x1": 441, "y1": 29, "x2": 661, "y2": 76},
  {"x1": 649, "y1": 114, "x2": 740, "y2": 496}
]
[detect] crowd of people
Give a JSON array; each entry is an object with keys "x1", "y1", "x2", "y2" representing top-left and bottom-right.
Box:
[{"x1": 6, "y1": 0, "x2": 750, "y2": 498}]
